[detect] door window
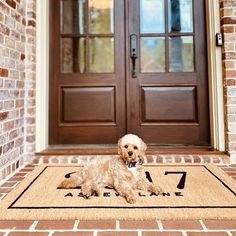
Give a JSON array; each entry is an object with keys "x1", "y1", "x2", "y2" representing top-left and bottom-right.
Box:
[
  {"x1": 140, "y1": 0, "x2": 194, "y2": 73},
  {"x1": 60, "y1": 0, "x2": 114, "y2": 73}
]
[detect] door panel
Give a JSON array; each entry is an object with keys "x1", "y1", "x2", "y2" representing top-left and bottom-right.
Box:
[
  {"x1": 141, "y1": 86, "x2": 197, "y2": 122},
  {"x1": 61, "y1": 87, "x2": 115, "y2": 123},
  {"x1": 127, "y1": 0, "x2": 210, "y2": 145},
  {"x1": 49, "y1": 0, "x2": 125, "y2": 144}
]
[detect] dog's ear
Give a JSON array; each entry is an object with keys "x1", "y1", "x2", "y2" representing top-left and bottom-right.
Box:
[
  {"x1": 141, "y1": 139, "x2": 147, "y2": 153},
  {"x1": 118, "y1": 138, "x2": 122, "y2": 155}
]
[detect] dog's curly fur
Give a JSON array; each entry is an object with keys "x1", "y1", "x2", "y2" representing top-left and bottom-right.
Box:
[{"x1": 58, "y1": 134, "x2": 162, "y2": 203}]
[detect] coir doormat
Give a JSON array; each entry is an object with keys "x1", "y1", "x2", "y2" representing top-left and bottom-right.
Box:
[{"x1": 0, "y1": 164, "x2": 236, "y2": 220}]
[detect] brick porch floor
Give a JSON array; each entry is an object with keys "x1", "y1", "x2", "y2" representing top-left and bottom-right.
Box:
[{"x1": 0, "y1": 154, "x2": 236, "y2": 235}]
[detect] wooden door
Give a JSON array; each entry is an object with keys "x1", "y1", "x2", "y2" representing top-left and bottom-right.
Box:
[
  {"x1": 49, "y1": 0, "x2": 126, "y2": 144},
  {"x1": 127, "y1": 0, "x2": 210, "y2": 146},
  {"x1": 49, "y1": 0, "x2": 210, "y2": 146}
]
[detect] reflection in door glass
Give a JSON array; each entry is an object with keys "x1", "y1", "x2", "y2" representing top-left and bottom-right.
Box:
[
  {"x1": 168, "y1": 0, "x2": 193, "y2": 32},
  {"x1": 169, "y1": 36, "x2": 194, "y2": 72},
  {"x1": 61, "y1": 0, "x2": 86, "y2": 34},
  {"x1": 89, "y1": 0, "x2": 114, "y2": 34},
  {"x1": 141, "y1": 37, "x2": 165, "y2": 72},
  {"x1": 89, "y1": 37, "x2": 114, "y2": 72},
  {"x1": 61, "y1": 38, "x2": 86, "y2": 73},
  {"x1": 140, "y1": 0, "x2": 165, "y2": 33}
]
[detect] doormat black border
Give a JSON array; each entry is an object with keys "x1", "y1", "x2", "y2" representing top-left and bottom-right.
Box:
[{"x1": 8, "y1": 165, "x2": 236, "y2": 209}]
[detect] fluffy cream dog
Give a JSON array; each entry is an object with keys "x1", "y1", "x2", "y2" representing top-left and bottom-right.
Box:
[{"x1": 58, "y1": 134, "x2": 162, "y2": 203}]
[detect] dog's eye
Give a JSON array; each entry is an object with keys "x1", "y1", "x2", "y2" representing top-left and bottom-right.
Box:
[
  {"x1": 134, "y1": 146, "x2": 138, "y2": 150},
  {"x1": 124, "y1": 145, "x2": 128, "y2": 148}
]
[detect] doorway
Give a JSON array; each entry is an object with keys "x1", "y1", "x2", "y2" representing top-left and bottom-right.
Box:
[{"x1": 49, "y1": 0, "x2": 210, "y2": 146}]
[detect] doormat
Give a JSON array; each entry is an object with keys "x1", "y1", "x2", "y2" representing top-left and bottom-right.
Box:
[{"x1": 0, "y1": 164, "x2": 236, "y2": 220}]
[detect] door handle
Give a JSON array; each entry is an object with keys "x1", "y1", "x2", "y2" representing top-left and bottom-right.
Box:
[{"x1": 130, "y1": 34, "x2": 138, "y2": 78}]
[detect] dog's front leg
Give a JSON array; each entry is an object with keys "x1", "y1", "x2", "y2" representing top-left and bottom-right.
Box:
[
  {"x1": 81, "y1": 180, "x2": 93, "y2": 199},
  {"x1": 114, "y1": 180, "x2": 136, "y2": 204},
  {"x1": 136, "y1": 179, "x2": 162, "y2": 195}
]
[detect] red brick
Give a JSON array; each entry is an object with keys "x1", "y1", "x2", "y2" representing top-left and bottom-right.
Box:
[
  {"x1": 0, "y1": 68, "x2": 8, "y2": 77},
  {"x1": 221, "y1": 17, "x2": 236, "y2": 25},
  {"x1": 222, "y1": 26, "x2": 234, "y2": 33},
  {"x1": 0, "y1": 112, "x2": 8, "y2": 121},
  {"x1": 78, "y1": 220, "x2": 115, "y2": 229},
  {"x1": 120, "y1": 220, "x2": 158, "y2": 229},
  {"x1": 36, "y1": 220, "x2": 75, "y2": 230},
  {"x1": 193, "y1": 155, "x2": 202, "y2": 163},
  {"x1": 0, "y1": 12, "x2": 3, "y2": 22},
  {"x1": 187, "y1": 233, "x2": 228, "y2": 236},
  {"x1": 8, "y1": 233, "x2": 49, "y2": 236},
  {"x1": 225, "y1": 79, "x2": 236, "y2": 86},
  {"x1": 203, "y1": 220, "x2": 236, "y2": 229},
  {"x1": 142, "y1": 233, "x2": 182, "y2": 236},
  {"x1": 0, "y1": 221, "x2": 34, "y2": 229},
  {"x1": 6, "y1": 0, "x2": 16, "y2": 9},
  {"x1": 162, "y1": 220, "x2": 202, "y2": 230},
  {"x1": 0, "y1": 23, "x2": 10, "y2": 35},
  {"x1": 3, "y1": 141, "x2": 14, "y2": 154},
  {"x1": 3, "y1": 121, "x2": 14, "y2": 132},
  {"x1": 0, "y1": 181, "x2": 16, "y2": 187},
  {"x1": 14, "y1": 172, "x2": 28, "y2": 177},
  {"x1": 156, "y1": 156, "x2": 164, "y2": 163},
  {"x1": 224, "y1": 70, "x2": 236, "y2": 78},
  {"x1": 0, "y1": 188, "x2": 12, "y2": 193},
  {"x1": 8, "y1": 176, "x2": 24, "y2": 181},
  {"x1": 20, "y1": 53, "x2": 25, "y2": 61},
  {"x1": 146, "y1": 155, "x2": 154, "y2": 163},
  {"x1": 53, "y1": 233, "x2": 92, "y2": 236},
  {"x1": 173, "y1": 156, "x2": 182, "y2": 163},
  {"x1": 20, "y1": 167, "x2": 35, "y2": 172},
  {"x1": 223, "y1": 52, "x2": 236, "y2": 60},
  {"x1": 28, "y1": 20, "x2": 36, "y2": 27},
  {"x1": 97, "y1": 233, "x2": 137, "y2": 236}
]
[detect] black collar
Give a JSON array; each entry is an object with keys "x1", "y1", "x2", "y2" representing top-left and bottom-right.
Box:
[{"x1": 125, "y1": 158, "x2": 143, "y2": 168}]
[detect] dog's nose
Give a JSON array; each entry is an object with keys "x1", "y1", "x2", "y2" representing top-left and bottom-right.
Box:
[{"x1": 128, "y1": 151, "x2": 133, "y2": 156}]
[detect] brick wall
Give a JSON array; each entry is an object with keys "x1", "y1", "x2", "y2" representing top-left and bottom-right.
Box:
[
  {"x1": 0, "y1": 0, "x2": 36, "y2": 181},
  {"x1": 220, "y1": 0, "x2": 236, "y2": 161}
]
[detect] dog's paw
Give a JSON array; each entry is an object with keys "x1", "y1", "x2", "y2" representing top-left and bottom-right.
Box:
[
  {"x1": 81, "y1": 186, "x2": 92, "y2": 199},
  {"x1": 148, "y1": 184, "x2": 162, "y2": 195},
  {"x1": 126, "y1": 194, "x2": 136, "y2": 204},
  {"x1": 152, "y1": 185, "x2": 163, "y2": 194}
]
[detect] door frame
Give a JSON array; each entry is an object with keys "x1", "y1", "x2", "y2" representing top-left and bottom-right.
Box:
[{"x1": 36, "y1": 0, "x2": 225, "y2": 152}]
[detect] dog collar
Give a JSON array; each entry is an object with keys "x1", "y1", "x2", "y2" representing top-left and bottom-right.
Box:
[{"x1": 125, "y1": 159, "x2": 143, "y2": 168}]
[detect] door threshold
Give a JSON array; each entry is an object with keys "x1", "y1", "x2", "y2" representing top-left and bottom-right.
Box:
[{"x1": 36, "y1": 145, "x2": 224, "y2": 156}]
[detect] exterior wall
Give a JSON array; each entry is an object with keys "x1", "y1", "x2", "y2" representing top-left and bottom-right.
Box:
[
  {"x1": 220, "y1": 0, "x2": 236, "y2": 161},
  {"x1": 0, "y1": 0, "x2": 36, "y2": 181}
]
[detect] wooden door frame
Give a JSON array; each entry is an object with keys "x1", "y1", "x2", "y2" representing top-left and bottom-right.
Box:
[{"x1": 35, "y1": 0, "x2": 225, "y2": 152}]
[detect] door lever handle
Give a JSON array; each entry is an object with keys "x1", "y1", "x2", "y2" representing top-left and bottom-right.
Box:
[{"x1": 130, "y1": 34, "x2": 138, "y2": 78}]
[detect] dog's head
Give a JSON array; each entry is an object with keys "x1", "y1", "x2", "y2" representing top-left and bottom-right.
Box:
[{"x1": 118, "y1": 134, "x2": 147, "y2": 163}]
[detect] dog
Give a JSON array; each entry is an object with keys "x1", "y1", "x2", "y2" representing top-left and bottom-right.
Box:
[{"x1": 58, "y1": 134, "x2": 162, "y2": 203}]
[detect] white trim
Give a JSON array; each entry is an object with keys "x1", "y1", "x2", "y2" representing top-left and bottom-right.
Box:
[
  {"x1": 206, "y1": 0, "x2": 225, "y2": 151},
  {"x1": 36, "y1": 0, "x2": 49, "y2": 152},
  {"x1": 35, "y1": 0, "x2": 225, "y2": 152}
]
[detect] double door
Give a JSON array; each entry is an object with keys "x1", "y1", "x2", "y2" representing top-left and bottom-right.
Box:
[{"x1": 49, "y1": 0, "x2": 210, "y2": 146}]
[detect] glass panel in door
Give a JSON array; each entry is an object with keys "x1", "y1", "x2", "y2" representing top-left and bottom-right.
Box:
[{"x1": 60, "y1": 0, "x2": 115, "y2": 73}]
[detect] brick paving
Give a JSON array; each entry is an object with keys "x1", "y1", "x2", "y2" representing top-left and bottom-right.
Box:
[{"x1": 0, "y1": 155, "x2": 235, "y2": 235}]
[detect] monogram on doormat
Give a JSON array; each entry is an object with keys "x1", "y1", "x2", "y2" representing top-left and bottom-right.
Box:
[{"x1": 0, "y1": 164, "x2": 236, "y2": 220}]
